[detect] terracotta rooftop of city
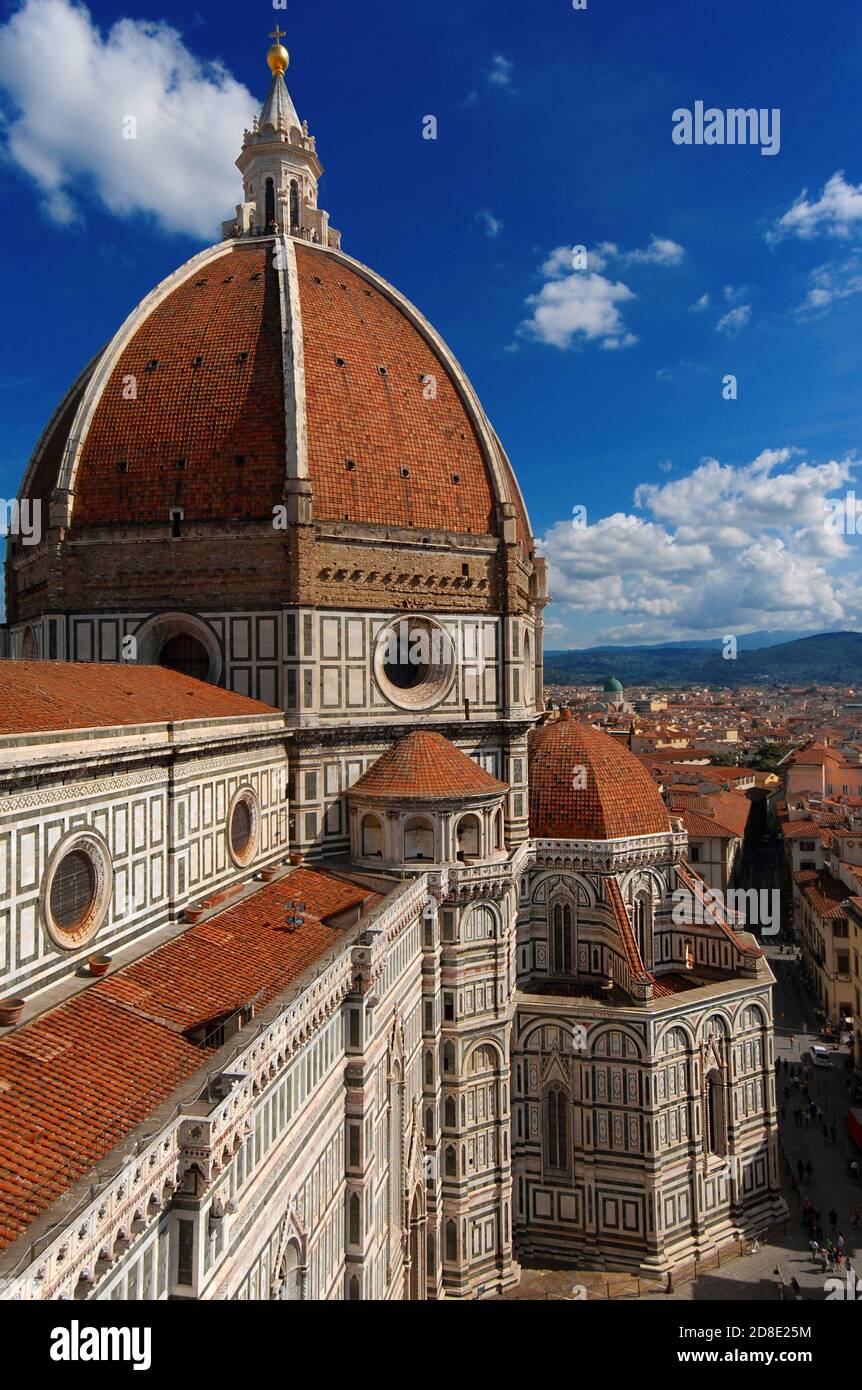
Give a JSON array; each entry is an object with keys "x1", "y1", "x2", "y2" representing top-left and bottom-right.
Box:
[
  {"x1": 0, "y1": 662, "x2": 281, "y2": 737},
  {"x1": 529, "y1": 714, "x2": 671, "y2": 840},
  {"x1": 0, "y1": 867, "x2": 380, "y2": 1252},
  {"x1": 350, "y1": 730, "x2": 507, "y2": 801}
]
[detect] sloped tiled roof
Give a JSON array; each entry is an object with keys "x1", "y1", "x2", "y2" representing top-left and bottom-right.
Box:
[
  {"x1": 529, "y1": 716, "x2": 671, "y2": 840},
  {"x1": 798, "y1": 870, "x2": 851, "y2": 920},
  {"x1": 0, "y1": 868, "x2": 379, "y2": 1252},
  {"x1": 681, "y1": 810, "x2": 736, "y2": 840},
  {"x1": 350, "y1": 731, "x2": 507, "y2": 801},
  {"x1": 0, "y1": 662, "x2": 279, "y2": 736}
]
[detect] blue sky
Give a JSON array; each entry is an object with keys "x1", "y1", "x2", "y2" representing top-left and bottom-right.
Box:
[{"x1": 1, "y1": 0, "x2": 861, "y2": 647}]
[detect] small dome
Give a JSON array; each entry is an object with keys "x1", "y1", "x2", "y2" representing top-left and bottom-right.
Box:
[
  {"x1": 350, "y1": 731, "x2": 507, "y2": 802},
  {"x1": 604, "y1": 675, "x2": 624, "y2": 693},
  {"x1": 529, "y1": 719, "x2": 670, "y2": 840}
]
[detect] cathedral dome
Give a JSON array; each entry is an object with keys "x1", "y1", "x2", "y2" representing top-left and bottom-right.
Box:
[
  {"x1": 529, "y1": 715, "x2": 670, "y2": 840},
  {"x1": 19, "y1": 245, "x2": 531, "y2": 546},
  {"x1": 603, "y1": 675, "x2": 624, "y2": 693}
]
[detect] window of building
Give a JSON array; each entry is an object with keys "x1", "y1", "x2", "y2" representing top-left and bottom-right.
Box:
[
  {"x1": 544, "y1": 1086, "x2": 569, "y2": 1170},
  {"x1": 158, "y1": 632, "x2": 209, "y2": 680},
  {"x1": 551, "y1": 900, "x2": 573, "y2": 974},
  {"x1": 706, "y1": 1071, "x2": 726, "y2": 1156},
  {"x1": 227, "y1": 788, "x2": 259, "y2": 868}
]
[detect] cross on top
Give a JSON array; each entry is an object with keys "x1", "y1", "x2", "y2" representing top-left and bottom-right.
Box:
[{"x1": 269, "y1": 26, "x2": 286, "y2": 44}]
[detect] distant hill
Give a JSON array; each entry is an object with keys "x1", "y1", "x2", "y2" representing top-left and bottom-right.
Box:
[
  {"x1": 544, "y1": 631, "x2": 862, "y2": 688},
  {"x1": 546, "y1": 628, "x2": 819, "y2": 656}
]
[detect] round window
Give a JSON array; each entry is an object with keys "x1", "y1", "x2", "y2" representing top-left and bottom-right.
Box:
[
  {"x1": 227, "y1": 789, "x2": 260, "y2": 867},
  {"x1": 50, "y1": 850, "x2": 97, "y2": 932},
  {"x1": 159, "y1": 633, "x2": 210, "y2": 681},
  {"x1": 42, "y1": 832, "x2": 113, "y2": 952},
  {"x1": 373, "y1": 616, "x2": 456, "y2": 711}
]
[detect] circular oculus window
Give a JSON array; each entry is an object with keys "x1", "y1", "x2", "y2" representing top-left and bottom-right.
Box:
[
  {"x1": 227, "y1": 787, "x2": 261, "y2": 868},
  {"x1": 373, "y1": 616, "x2": 456, "y2": 711},
  {"x1": 41, "y1": 832, "x2": 113, "y2": 952}
]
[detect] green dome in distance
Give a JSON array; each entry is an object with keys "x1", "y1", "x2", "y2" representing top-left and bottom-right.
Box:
[{"x1": 603, "y1": 676, "x2": 624, "y2": 693}]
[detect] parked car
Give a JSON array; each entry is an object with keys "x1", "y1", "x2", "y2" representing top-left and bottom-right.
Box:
[{"x1": 809, "y1": 1044, "x2": 834, "y2": 1069}]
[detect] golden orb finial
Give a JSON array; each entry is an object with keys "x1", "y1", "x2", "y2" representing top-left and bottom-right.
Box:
[{"x1": 267, "y1": 26, "x2": 289, "y2": 75}]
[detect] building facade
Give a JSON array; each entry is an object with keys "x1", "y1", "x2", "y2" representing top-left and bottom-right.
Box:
[{"x1": 0, "y1": 31, "x2": 785, "y2": 1301}]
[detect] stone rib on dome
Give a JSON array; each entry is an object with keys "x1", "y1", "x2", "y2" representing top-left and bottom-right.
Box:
[
  {"x1": 529, "y1": 716, "x2": 671, "y2": 841},
  {"x1": 350, "y1": 731, "x2": 507, "y2": 801}
]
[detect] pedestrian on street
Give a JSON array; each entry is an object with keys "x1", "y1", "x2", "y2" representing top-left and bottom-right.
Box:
[
  {"x1": 838, "y1": 1232, "x2": 846, "y2": 1253},
  {"x1": 829, "y1": 1208, "x2": 838, "y2": 1230}
]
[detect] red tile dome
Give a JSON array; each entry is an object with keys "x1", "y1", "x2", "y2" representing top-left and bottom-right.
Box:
[
  {"x1": 529, "y1": 716, "x2": 671, "y2": 840},
  {"x1": 351, "y1": 731, "x2": 507, "y2": 802},
  {"x1": 19, "y1": 238, "x2": 531, "y2": 545}
]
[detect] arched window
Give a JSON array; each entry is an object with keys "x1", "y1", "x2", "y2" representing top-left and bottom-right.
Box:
[
  {"x1": 361, "y1": 814, "x2": 383, "y2": 858},
  {"x1": 551, "y1": 901, "x2": 573, "y2": 975},
  {"x1": 544, "y1": 1086, "x2": 569, "y2": 1170},
  {"x1": 265, "y1": 177, "x2": 276, "y2": 226},
  {"x1": 444, "y1": 1144, "x2": 457, "y2": 1177},
  {"x1": 633, "y1": 893, "x2": 652, "y2": 965},
  {"x1": 523, "y1": 631, "x2": 534, "y2": 706},
  {"x1": 494, "y1": 809, "x2": 504, "y2": 852},
  {"x1": 444, "y1": 1096, "x2": 456, "y2": 1128},
  {"x1": 278, "y1": 1242, "x2": 302, "y2": 1301},
  {"x1": 348, "y1": 1192, "x2": 361, "y2": 1245},
  {"x1": 159, "y1": 633, "x2": 210, "y2": 681},
  {"x1": 442, "y1": 1041, "x2": 455, "y2": 1074},
  {"x1": 445, "y1": 1219, "x2": 457, "y2": 1262},
  {"x1": 289, "y1": 179, "x2": 300, "y2": 233},
  {"x1": 455, "y1": 814, "x2": 481, "y2": 862},
  {"x1": 404, "y1": 817, "x2": 434, "y2": 862},
  {"x1": 706, "y1": 1071, "x2": 726, "y2": 1156}
]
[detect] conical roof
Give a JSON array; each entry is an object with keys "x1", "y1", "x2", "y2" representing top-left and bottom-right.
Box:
[
  {"x1": 259, "y1": 71, "x2": 301, "y2": 133},
  {"x1": 350, "y1": 731, "x2": 507, "y2": 801}
]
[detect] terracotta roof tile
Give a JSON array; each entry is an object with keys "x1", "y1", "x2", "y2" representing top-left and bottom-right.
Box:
[
  {"x1": 295, "y1": 245, "x2": 505, "y2": 538},
  {"x1": 0, "y1": 661, "x2": 279, "y2": 736},
  {"x1": 350, "y1": 730, "x2": 506, "y2": 800},
  {"x1": 0, "y1": 868, "x2": 378, "y2": 1251},
  {"x1": 529, "y1": 717, "x2": 670, "y2": 840},
  {"x1": 73, "y1": 245, "x2": 286, "y2": 526}
]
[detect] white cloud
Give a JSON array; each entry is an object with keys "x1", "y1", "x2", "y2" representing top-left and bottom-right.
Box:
[
  {"x1": 716, "y1": 303, "x2": 752, "y2": 335},
  {"x1": 768, "y1": 171, "x2": 862, "y2": 242},
  {"x1": 518, "y1": 236, "x2": 685, "y2": 351},
  {"x1": 475, "y1": 208, "x2": 503, "y2": 239},
  {"x1": 798, "y1": 255, "x2": 862, "y2": 313},
  {"x1": 689, "y1": 293, "x2": 710, "y2": 311},
  {"x1": 487, "y1": 54, "x2": 514, "y2": 89},
  {"x1": 0, "y1": 0, "x2": 257, "y2": 239},
  {"x1": 622, "y1": 235, "x2": 685, "y2": 267},
  {"x1": 541, "y1": 449, "x2": 861, "y2": 645},
  {"x1": 520, "y1": 270, "x2": 637, "y2": 350}
]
